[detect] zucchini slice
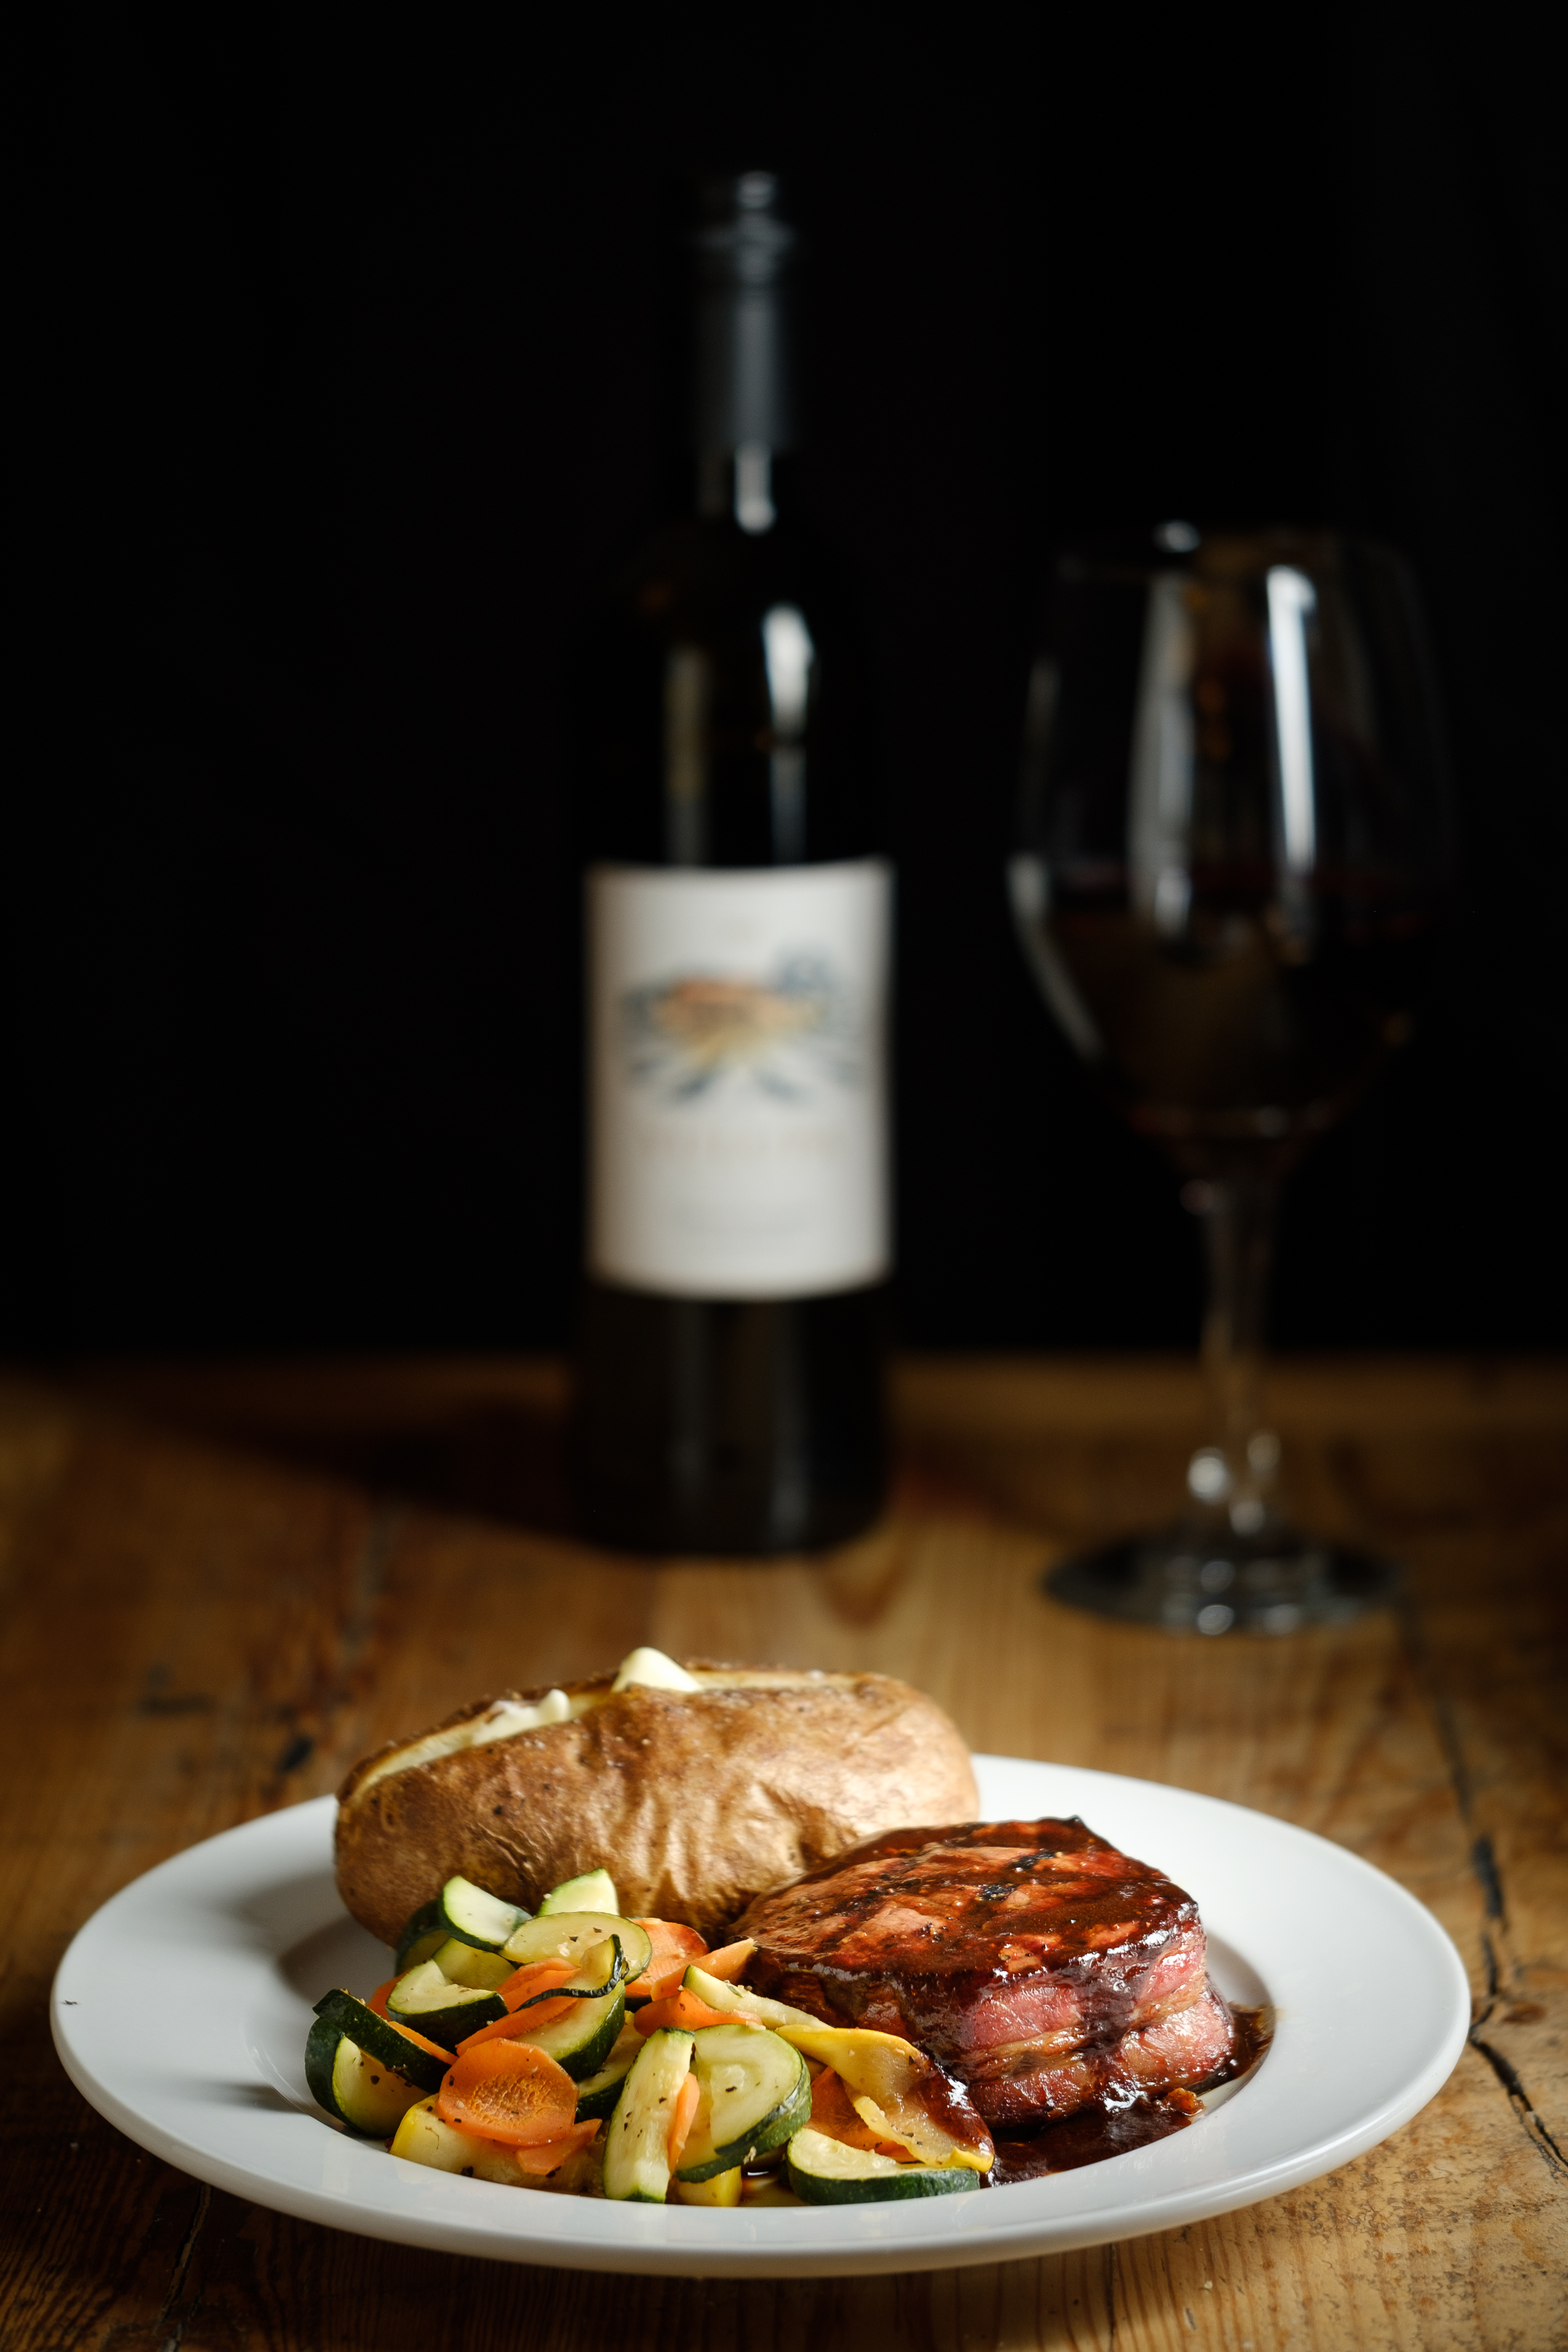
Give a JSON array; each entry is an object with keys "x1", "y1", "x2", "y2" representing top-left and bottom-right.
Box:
[
  {"x1": 518, "y1": 1986, "x2": 627, "y2": 2082},
  {"x1": 602, "y1": 2027, "x2": 694, "y2": 2203},
  {"x1": 505, "y1": 1934, "x2": 627, "y2": 2009},
  {"x1": 501, "y1": 1911, "x2": 652, "y2": 1987},
  {"x1": 390, "y1": 2097, "x2": 598, "y2": 2191},
  {"x1": 387, "y1": 1961, "x2": 506, "y2": 2049},
  {"x1": 538, "y1": 1868, "x2": 618, "y2": 1918},
  {"x1": 428, "y1": 1938, "x2": 515, "y2": 1992},
  {"x1": 681, "y1": 1964, "x2": 822, "y2": 2034},
  {"x1": 786, "y1": 2126, "x2": 982, "y2": 2204},
  {"x1": 777, "y1": 2024, "x2": 993, "y2": 2172},
  {"x1": 305, "y1": 2017, "x2": 428, "y2": 2136},
  {"x1": 675, "y1": 2023, "x2": 811, "y2": 2183},
  {"x1": 438, "y1": 1875, "x2": 529, "y2": 1951},
  {"x1": 310, "y1": 1990, "x2": 448, "y2": 2096},
  {"x1": 573, "y1": 2017, "x2": 642, "y2": 2120},
  {"x1": 394, "y1": 1898, "x2": 450, "y2": 1973},
  {"x1": 684, "y1": 1974, "x2": 991, "y2": 2172},
  {"x1": 392, "y1": 2094, "x2": 525, "y2": 2182},
  {"x1": 574, "y1": 2051, "x2": 636, "y2": 2122},
  {"x1": 451, "y1": 1939, "x2": 629, "y2": 2082}
]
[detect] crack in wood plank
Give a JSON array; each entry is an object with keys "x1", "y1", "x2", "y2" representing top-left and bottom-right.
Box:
[
  {"x1": 151, "y1": 2182, "x2": 210, "y2": 2351},
  {"x1": 1468, "y1": 2034, "x2": 1567, "y2": 2178},
  {"x1": 1395, "y1": 1587, "x2": 1568, "y2": 2185}
]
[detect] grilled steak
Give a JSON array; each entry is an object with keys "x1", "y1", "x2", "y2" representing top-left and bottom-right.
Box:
[{"x1": 735, "y1": 1815, "x2": 1236, "y2": 2127}]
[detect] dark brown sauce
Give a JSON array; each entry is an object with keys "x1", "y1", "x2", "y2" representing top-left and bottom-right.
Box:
[
  {"x1": 1215, "y1": 2002, "x2": 1272, "y2": 2085},
  {"x1": 986, "y1": 2003, "x2": 1272, "y2": 2186},
  {"x1": 991, "y1": 2094, "x2": 1200, "y2": 2181}
]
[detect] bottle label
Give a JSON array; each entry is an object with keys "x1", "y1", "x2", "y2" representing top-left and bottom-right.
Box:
[{"x1": 588, "y1": 860, "x2": 891, "y2": 1298}]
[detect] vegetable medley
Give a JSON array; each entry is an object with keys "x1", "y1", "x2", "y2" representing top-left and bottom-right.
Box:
[{"x1": 308, "y1": 1864, "x2": 996, "y2": 2205}]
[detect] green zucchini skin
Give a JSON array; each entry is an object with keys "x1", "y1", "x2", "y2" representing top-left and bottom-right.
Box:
[
  {"x1": 306, "y1": 2018, "x2": 429, "y2": 2136},
  {"x1": 675, "y1": 2024, "x2": 811, "y2": 2183},
  {"x1": 574, "y1": 2017, "x2": 642, "y2": 2121},
  {"x1": 310, "y1": 1990, "x2": 448, "y2": 2095},
  {"x1": 381, "y1": 1933, "x2": 629, "y2": 2073},
  {"x1": 538, "y1": 1868, "x2": 618, "y2": 1918},
  {"x1": 305, "y1": 2014, "x2": 355, "y2": 2121},
  {"x1": 786, "y1": 2126, "x2": 983, "y2": 2204},
  {"x1": 574, "y1": 2053, "x2": 636, "y2": 2121},
  {"x1": 393, "y1": 1900, "x2": 450, "y2": 1974},
  {"x1": 438, "y1": 1875, "x2": 529, "y2": 1951},
  {"x1": 519, "y1": 1987, "x2": 627, "y2": 2082},
  {"x1": 386, "y1": 1962, "x2": 506, "y2": 2049},
  {"x1": 507, "y1": 1932, "x2": 630, "y2": 2007},
  {"x1": 512, "y1": 1919, "x2": 634, "y2": 2013}
]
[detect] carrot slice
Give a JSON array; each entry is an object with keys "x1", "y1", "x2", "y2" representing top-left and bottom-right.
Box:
[
  {"x1": 510, "y1": 2120, "x2": 602, "y2": 2175},
  {"x1": 499, "y1": 1958, "x2": 579, "y2": 2012},
  {"x1": 626, "y1": 1920, "x2": 707, "y2": 2000},
  {"x1": 644, "y1": 1967, "x2": 692, "y2": 2002},
  {"x1": 367, "y1": 1977, "x2": 398, "y2": 2018},
  {"x1": 695, "y1": 1938, "x2": 757, "y2": 1984},
  {"x1": 439, "y1": 2117, "x2": 602, "y2": 2173},
  {"x1": 666, "y1": 2071, "x2": 701, "y2": 2170},
  {"x1": 456, "y1": 1998, "x2": 579, "y2": 2052},
  {"x1": 390, "y1": 2019, "x2": 457, "y2": 2065},
  {"x1": 437, "y1": 2040, "x2": 579, "y2": 2147},
  {"x1": 633, "y1": 1987, "x2": 739, "y2": 2036}
]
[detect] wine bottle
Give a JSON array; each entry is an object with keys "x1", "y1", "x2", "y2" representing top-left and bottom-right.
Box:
[{"x1": 571, "y1": 172, "x2": 889, "y2": 1555}]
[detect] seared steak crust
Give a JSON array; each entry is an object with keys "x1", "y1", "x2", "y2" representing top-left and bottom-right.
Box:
[{"x1": 735, "y1": 1815, "x2": 1235, "y2": 2126}]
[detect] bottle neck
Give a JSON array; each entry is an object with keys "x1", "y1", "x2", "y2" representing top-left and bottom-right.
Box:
[
  {"x1": 695, "y1": 444, "x2": 794, "y2": 532},
  {"x1": 690, "y1": 185, "x2": 795, "y2": 532}
]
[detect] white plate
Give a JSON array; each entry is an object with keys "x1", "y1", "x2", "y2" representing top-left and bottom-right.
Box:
[{"x1": 51, "y1": 1755, "x2": 1469, "y2": 2277}]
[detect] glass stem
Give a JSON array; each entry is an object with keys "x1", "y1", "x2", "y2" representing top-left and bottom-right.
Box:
[{"x1": 1196, "y1": 1174, "x2": 1279, "y2": 1530}]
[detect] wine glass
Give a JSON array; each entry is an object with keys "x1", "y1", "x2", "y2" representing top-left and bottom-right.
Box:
[{"x1": 1010, "y1": 524, "x2": 1452, "y2": 1633}]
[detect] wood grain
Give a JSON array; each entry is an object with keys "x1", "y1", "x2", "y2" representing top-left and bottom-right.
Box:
[{"x1": 2, "y1": 1357, "x2": 1564, "y2": 2351}]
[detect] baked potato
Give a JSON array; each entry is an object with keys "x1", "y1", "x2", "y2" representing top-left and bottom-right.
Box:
[{"x1": 336, "y1": 1654, "x2": 978, "y2": 1944}]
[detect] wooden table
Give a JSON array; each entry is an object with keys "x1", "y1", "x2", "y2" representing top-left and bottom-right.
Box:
[{"x1": 2, "y1": 1354, "x2": 1564, "y2": 2350}]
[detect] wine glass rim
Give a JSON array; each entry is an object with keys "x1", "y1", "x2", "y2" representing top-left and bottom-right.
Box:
[{"x1": 1054, "y1": 526, "x2": 1405, "y2": 588}]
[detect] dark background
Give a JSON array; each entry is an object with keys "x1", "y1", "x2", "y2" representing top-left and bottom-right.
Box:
[{"x1": 11, "y1": 9, "x2": 1566, "y2": 1359}]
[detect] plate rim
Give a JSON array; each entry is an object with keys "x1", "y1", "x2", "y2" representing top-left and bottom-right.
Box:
[{"x1": 50, "y1": 1756, "x2": 1473, "y2": 2278}]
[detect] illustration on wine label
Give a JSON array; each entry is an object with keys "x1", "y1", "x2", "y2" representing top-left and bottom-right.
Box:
[
  {"x1": 589, "y1": 861, "x2": 890, "y2": 1299},
  {"x1": 622, "y1": 954, "x2": 860, "y2": 1105}
]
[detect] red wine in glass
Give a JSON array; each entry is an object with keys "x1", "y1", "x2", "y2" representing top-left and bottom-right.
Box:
[{"x1": 1011, "y1": 525, "x2": 1451, "y2": 1632}]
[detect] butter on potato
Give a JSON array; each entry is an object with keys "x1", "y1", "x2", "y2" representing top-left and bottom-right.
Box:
[{"x1": 335, "y1": 1654, "x2": 977, "y2": 1944}]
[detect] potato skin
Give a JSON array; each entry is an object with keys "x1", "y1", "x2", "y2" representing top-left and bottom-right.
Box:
[{"x1": 335, "y1": 1668, "x2": 978, "y2": 1945}]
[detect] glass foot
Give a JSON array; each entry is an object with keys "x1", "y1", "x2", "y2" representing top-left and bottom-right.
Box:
[{"x1": 1045, "y1": 1526, "x2": 1399, "y2": 1635}]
